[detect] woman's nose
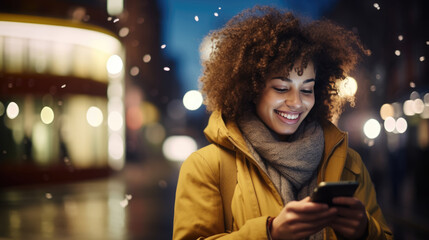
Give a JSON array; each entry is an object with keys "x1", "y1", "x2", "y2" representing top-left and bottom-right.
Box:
[{"x1": 285, "y1": 90, "x2": 302, "y2": 109}]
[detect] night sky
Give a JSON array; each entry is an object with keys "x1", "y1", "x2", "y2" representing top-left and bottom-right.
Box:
[{"x1": 158, "y1": 0, "x2": 338, "y2": 95}]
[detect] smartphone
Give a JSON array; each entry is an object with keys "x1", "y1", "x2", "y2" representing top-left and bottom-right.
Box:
[{"x1": 311, "y1": 181, "x2": 359, "y2": 206}]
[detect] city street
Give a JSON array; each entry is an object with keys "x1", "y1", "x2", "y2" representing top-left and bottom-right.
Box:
[{"x1": 0, "y1": 160, "x2": 180, "y2": 240}]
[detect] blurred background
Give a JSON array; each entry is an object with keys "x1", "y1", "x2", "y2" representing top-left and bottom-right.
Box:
[{"x1": 0, "y1": 0, "x2": 427, "y2": 239}]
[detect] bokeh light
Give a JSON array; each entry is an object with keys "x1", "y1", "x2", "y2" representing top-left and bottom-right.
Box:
[
  {"x1": 413, "y1": 99, "x2": 424, "y2": 114},
  {"x1": 424, "y1": 93, "x2": 429, "y2": 106},
  {"x1": 143, "y1": 54, "x2": 151, "y2": 63},
  {"x1": 118, "y1": 27, "x2": 129, "y2": 37},
  {"x1": 421, "y1": 106, "x2": 429, "y2": 119},
  {"x1": 6, "y1": 102, "x2": 19, "y2": 119},
  {"x1": 380, "y1": 103, "x2": 394, "y2": 120},
  {"x1": 337, "y1": 76, "x2": 358, "y2": 97},
  {"x1": 86, "y1": 106, "x2": 103, "y2": 127},
  {"x1": 40, "y1": 106, "x2": 54, "y2": 124},
  {"x1": 396, "y1": 117, "x2": 408, "y2": 133},
  {"x1": 183, "y1": 90, "x2": 203, "y2": 111},
  {"x1": 410, "y1": 91, "x2": 420, "y2": 100},
  {"x1": 130, "y1": 66, "x2": 139, "y2": 76},
  {"x1": 403, "y1": 100, "x2": 414, "y2": 116},
  {"x1": 109, "y1": 133, "x2": 124, "y2": 162},
  {"x1": 106, "y1": 54, "x2": 123, "y2": 75},
  {"x1": 126, "y1": 106, "x2": 143, "y2": 130},
  {"x1": 144, "y1": 122, "x2": 166, "y2": 145},
  {"x1": 363, "y1": 118, "x2": 381, "y2": 139},
  {"x1": 384, "y1": 117, "x2": 396, "y2": 132},
  {"x1": 162, "y1": 135, "x2": 197, "y2": 162},
  {"x1": 108, "y1": 111, "x2": 123, "y2": 131}
]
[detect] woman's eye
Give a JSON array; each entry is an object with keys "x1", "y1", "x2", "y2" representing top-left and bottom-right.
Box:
[
  {"x1": 273, "y1": 87, "x2": 287, "y2": 92},
  {"x1": 301, "y1": 89, "x2": 313, "y2": 94}
]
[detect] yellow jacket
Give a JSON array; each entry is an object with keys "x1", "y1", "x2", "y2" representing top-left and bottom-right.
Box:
[{"x1": 173, "y1": 111, "x2": 393, "y2": 239}]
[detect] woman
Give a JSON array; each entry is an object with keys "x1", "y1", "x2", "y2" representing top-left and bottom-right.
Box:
[{"x1": 173, "y1": 6, "x2": 392, "y2": 240}]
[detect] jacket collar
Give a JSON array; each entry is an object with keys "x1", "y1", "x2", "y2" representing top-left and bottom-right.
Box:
[
  {"x1": 204, "y1": 111, "x2": 348, "y2": 182},
  {"x1": 319, "y1": 120, "x2": 348, "y2": 182}
]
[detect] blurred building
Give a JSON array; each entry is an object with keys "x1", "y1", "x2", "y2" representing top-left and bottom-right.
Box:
[{"x1": 0, "y1": 0, "x2": 183, "y2": 187}]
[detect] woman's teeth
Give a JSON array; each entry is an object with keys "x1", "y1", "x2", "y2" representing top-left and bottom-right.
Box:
[{"x1": 277, "y1": 111, "x2": 299, "y2": 120}]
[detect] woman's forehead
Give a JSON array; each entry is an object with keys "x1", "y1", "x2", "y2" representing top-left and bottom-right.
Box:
[{"x1": 267, "y1": 60, "x2": 315, "y2": 77}]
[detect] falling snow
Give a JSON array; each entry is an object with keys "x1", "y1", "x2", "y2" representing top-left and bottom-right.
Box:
[
  {"x1": 420, "y1": 56, "x2": 425, "y2": 62},
  {"x1": 119, "y1": 194, "x2": 133, "y2": 208},
  {"x1": 194, "y1": 16, "x2": 199, "y2": 22},
  {"x1": 373, "y1": 3, "x2": 380, "y2": 10},
  {"x1": 61, "y1": 84, "x2": 66, "y2": 88},
  {"x1": 164, "y1": 67, "x2": 171, "y2": 71},
  {"x1": 113, "y1": 18, "x2": 119, "y2": 23},
  {"x1": 161, "y1": 44, "x2": 166, "y2": 49},
  {"x1": 214, "y1": 12, "x2": 219, "y2": 17},
  {"x1": 398, "y1": 35, "x2": 403, "y2": 41},
  {"x1": 45, "y1": 193, "x2": 52, "y2": 199},
  {"x1": 158, "y1": 180, "x2": 168, "y2": 188},
  {"x1": 395, "y1": 50, "x2": 401, "y2": 56}
]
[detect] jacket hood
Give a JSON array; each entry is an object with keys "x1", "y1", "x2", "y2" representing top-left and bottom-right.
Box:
[{"x1": 203, "y1": 111, "x2": 249, "y2": 152}]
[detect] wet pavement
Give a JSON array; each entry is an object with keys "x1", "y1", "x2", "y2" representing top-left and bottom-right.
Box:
[{"x1": 0, "y1": 160, "x2": 180, "y2": 240}]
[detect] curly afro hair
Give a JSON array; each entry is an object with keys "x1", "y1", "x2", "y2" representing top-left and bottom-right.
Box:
[{"x1": 199, "y1": 6, "x2": 368, "y2": 123}]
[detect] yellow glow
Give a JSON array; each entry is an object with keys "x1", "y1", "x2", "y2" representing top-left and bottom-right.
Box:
[
  {"x1": 0, "y1": 20, "x2": 122, "y2": 55},
  {"x1": 61, "y1": 96, "x2": 108, "y2": 168},
  {"x1": 337, "y1": 77, "x2": 358, "y2": 97},
  {"x1": 380, "y1": 103, "x2": 394, "y2": 120},
  {"x1": 4, "y1": 37, "x2": 25, "y2": 73},
  {"x1": 6, "y1": 102, "x2": 19, "y2": 119},
  {"x1": 162, "y1": 135, "x2": 197, "y2": 162},
  {"x1": 0, "y1": 101, "x2": 5, "y2": 116},
  {"x1": 0, "y1": 17, "x2": 123, "y2": 82},
  {"x1": 183, "y1": 90, "x2": 203, "y2": 111},
  {"x1": 40, "y1": 106, "x2": 54, "y2": 124},
  {"x1": 86, "y1": 106, "x2": 103, "y2": 127},
  {"x1": 363, "y1": 118, "x2": 381, "y2": 139}
]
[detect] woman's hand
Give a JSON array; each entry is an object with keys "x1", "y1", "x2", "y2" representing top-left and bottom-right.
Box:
[
  {"x1": 330, "y1": 197, "x2": 368, "y2": 239},
  {"x1": 270, "y1": 197, "x2": 337, "y2": 240}
]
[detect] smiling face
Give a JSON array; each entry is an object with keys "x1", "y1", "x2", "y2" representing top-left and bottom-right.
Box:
[{"x1": 256, "y1": 61, "x2": 316, "y2": 137}]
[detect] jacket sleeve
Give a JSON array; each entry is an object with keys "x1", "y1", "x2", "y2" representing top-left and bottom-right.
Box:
[
  {"x1": 344, "y1": 149, "x2": 393, "y2": 240},
  {"x1": 173, "y1": 150, "x2": 270, "y2": 240}
]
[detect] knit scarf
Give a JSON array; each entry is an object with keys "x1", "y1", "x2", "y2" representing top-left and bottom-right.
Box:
[{"x1": 238, "y1": 112, "x2": 324, "y2": 204}]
